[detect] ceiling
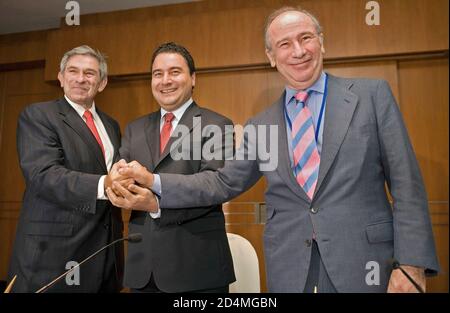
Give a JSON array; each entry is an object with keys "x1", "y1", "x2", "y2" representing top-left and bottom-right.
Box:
[{"x1": 0, "y1": 0, "x2": 197, "y2": 35}]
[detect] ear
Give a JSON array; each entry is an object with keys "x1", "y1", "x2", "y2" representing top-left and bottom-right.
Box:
[
  {"x1": 319, "y1": 34, "x2": 325, "y2": 54},
  {"x1": 57, "y1": 72, "x2": 64, "y2": 87},
  {"x1": 97, "y1": 77, "x2": 108, "y2": 93},
  {"x1": 191, "y1": 72, "x2": 196, "y2": 88},
  {"x1": 265, "y1": 49, "x2": 276, "y2": 68}
]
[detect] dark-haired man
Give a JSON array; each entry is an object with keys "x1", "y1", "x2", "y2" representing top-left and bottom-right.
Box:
[{"x1": 107, "y1": 42, "x2": 235, "y2": 293}]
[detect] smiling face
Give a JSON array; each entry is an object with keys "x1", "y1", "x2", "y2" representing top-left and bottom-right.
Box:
[
  {"x1": 265, "y1": 11, "x2": 325, "y2": 90},
  {"x1": 57, "y1": 54, "x2": 107, "y2": 108},
  {"x1": 151, "y1": 52, "x2": 195, "y2": 112}
]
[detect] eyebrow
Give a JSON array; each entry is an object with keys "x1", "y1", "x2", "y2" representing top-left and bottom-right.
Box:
[
  {"x1": 66, "y1": 66, "x2": 98, "y2": 73},
  {"x1": 152, "y1": 66, "x2": 183, "y2": 74},
  {"x1": 275, "y1": 31, "x2": 317, "y2": 45}
]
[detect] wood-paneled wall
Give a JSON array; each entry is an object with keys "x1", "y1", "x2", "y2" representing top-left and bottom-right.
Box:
[
  {"x1": 0, "y1": 68, "x2": 60, "y2": 281},
  {"x1": 39, "y1": 0, "x2": 448, "y2": 79},
  {"x1": 0, "y1": 0, "x2": 448, "y2": 292}
]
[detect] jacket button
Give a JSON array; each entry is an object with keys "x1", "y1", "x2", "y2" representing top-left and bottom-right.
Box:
[
  {"x1": 305, "y1": 239, "x2": 312, "y2": 247},
  {"x1": 310, "y1": 207, "x2": 319, "y2": 214}
]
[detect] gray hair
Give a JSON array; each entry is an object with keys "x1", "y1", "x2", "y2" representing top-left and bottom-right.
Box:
[
  {"x1": 264, "y1": 6, "x2": 323, "y2": 51},
  {"x1": 59, "y1": 45, "x2": 108, "y2": 81}
]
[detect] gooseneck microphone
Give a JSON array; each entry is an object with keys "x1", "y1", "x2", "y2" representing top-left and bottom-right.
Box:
[
  {"x1": 35, "y1": 233, "x2": 143, "y2": 293},
  {"x1": 392, "y1": 260, "x2": 425, "y2": 293}
]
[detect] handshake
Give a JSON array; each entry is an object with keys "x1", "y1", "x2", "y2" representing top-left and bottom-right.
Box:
[{"x1": 104, "y1": 159, "x2": 159, "y2": 213}]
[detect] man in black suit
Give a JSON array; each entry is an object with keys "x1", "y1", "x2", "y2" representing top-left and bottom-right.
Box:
[
  {"x1": 106, "y1": 42, "x2": 235, "y2": 292},
  {"x1": 8, "y1": 45, "x2": 125, "y2": 292}
]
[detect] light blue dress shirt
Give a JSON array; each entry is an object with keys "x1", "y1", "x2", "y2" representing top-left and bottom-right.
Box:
[{"x1": 284, "y1": 71, "x2": 327, "y2": 167}]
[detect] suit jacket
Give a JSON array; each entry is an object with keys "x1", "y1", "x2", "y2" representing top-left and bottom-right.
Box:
[
  {"x1": 159, "y1": 75, "x2": 440, "y2": 292},
  {"x1": 8, "y1": 98, "x2": 124, "y2": 293},
  {"x1": 120, "y1": 102, "x2": 235, "y2": 292}
]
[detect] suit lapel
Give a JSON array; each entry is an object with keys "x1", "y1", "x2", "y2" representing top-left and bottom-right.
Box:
[
  {"x1": 273, "y1": 93, "x2": 311, "y2": 203},
  {"x1": 58, "y1": 98, "x2": 107, "y2": 172},
  {"x1": 155, "y1": 102, "x2": 201, "y2": 169},
  {"x1": 144, "y1": 112, "x2": 160, "y2": 171},
  {"x1": 315, "y1": 75, "x2": 358, "y2": 195}
]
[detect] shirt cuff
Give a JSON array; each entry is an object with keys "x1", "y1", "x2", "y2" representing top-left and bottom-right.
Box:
[
  {"x1": 97, "y1": 175, "x2": 107, "y2": 200},
  {"x1": 149, "y1": 194, "x2": 161, "y2": 219},
  {"x1": 152, "y1": 174, "x2": 162, "y2": 197}
]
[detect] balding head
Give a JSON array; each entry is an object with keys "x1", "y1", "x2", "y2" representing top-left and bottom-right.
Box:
[
  {"x1": 264, "y1": 7, "x2": 322, "y2": 51},
  {"x1": 264, "y1": 7, "x2": 325, "y2": 90}
]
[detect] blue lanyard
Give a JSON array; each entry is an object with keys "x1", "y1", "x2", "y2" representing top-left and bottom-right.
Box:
[
  {"x1": 315, "y1": 74, "x2": 328, "y2": 142},
  {"x1": 284, "y1": 74, "x2": 328, "y2": 143}
]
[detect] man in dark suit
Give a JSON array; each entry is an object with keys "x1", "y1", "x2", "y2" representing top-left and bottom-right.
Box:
[
  {"x1": 8, "y1": 45, "x2": 124, "y2": 292},
  {"x1": 117, "y1": 8, "x2": 439, "y2": 292},
  {"x1": 106, "y1": 42, "x2": 235, "y2": 292}
]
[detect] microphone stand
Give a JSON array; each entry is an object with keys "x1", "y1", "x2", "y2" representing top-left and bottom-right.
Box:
[{"x1": 36, "y1": 234, "x2": 141, "y2": 293}]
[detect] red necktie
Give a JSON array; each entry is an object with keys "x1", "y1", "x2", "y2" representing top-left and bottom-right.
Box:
[
  {"x1": 83, "y1": 110, "x2": 105, "y2": 157},
  {"x1": 160, "y1": 112, "x2": 175, "y2": 155}
]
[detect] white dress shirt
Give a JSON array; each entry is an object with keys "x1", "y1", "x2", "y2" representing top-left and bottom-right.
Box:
[
  {"x1": 64, "y1": 95, "x2": 114, "y2": 199},
  {"x1": 159, "y1": 98, "x2": 193, "y2": 133},
  {"x1": 150, "y1": 98, "x2": 193, "y2": 218}
]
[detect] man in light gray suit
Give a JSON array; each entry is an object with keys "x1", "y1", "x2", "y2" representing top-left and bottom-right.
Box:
[{"x1": 114, "y1": 7, "x2": 439, "y2": 292}]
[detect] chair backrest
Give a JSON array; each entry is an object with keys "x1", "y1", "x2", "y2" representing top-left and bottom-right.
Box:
[{"x1": 227, "y1": 233, "x2": 260, "y2": 293}]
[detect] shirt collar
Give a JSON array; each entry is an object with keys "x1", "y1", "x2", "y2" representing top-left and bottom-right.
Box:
[
  {"x1": 64, "y1": 95, "x2": 98, "y2": 118},
  {"x1": 160, "y1": 98, "x2": 193, "y2": 122},
  {"x1": 284, "y1": 71, "x2": 327, "y2": 107}
]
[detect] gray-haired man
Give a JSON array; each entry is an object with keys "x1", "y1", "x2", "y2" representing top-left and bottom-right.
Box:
[{"x1": 8, "y1": 45, "x2": 124, "y2": 292}]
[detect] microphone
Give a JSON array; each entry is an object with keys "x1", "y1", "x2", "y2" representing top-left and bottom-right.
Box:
[
  {"x1": 392, "y1": 260, "x2": 425, "y2": 293},
  {"x1": 127, "y1": 233, "x2": 143, "y2": 243},
  {"x1": 35, "y1": 233, "x2": 142, "y2": 293}
]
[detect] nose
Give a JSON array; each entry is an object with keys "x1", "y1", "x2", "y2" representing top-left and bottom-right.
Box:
[
  {"x1": 161, "y1": 72, "x2": 172, "y2": 85},
  {"x1": 292, "y1": 41, "x2": 305, "y2": 58},
  {"x1": 75, "y1": 72, "x2": 86, "y2": 83}
]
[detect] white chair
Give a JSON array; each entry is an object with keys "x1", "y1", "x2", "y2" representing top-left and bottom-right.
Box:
[{"x1": 227, "y1": 233, "x2": 260, "y2": 293}]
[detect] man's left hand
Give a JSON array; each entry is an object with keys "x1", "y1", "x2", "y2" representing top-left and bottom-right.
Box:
[
  {"x1": 106, "y1": 181, "x2": 158, "y2": 213},
  {"x1": 387, "y1": 265, "x2": 426, "y2": 293}
]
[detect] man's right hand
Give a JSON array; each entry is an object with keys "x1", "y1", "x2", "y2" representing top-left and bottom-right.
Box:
[{"x1": 104, "y1": 159, "x2": 135, "y2": 194}]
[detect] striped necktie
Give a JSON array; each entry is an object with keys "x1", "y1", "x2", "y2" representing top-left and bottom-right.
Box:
[{"x1": 291, "y1": 91, "x2": 320, "y2": 200}]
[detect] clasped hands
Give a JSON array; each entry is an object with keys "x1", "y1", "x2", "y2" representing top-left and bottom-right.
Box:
[{"x1": 104, "y1": 159, "x2": 158, "y2": 213}]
